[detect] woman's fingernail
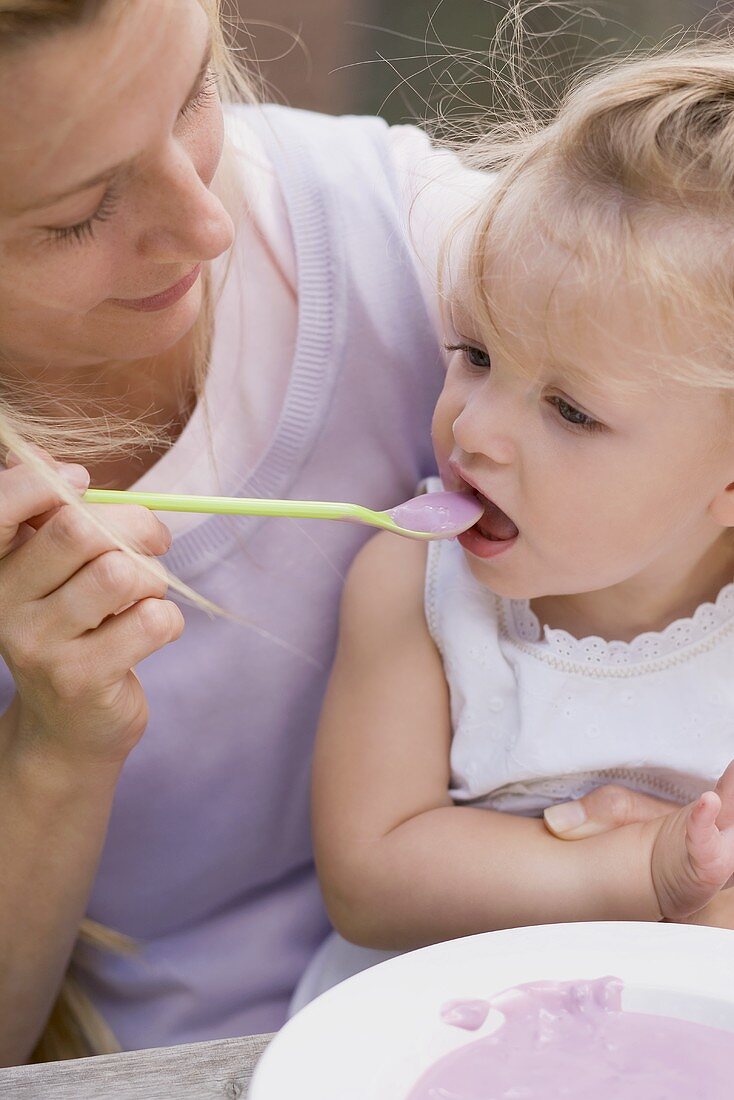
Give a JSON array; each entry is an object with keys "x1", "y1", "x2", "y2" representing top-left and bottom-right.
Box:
[
  {"x1": 58, "y1": 464, "x2": 91, "y2": 490},
  {"x1": 544, "y1": 801, "x2": 588, "y2": 834}
]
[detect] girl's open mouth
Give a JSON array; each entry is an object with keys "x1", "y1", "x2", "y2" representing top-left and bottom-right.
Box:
[{"x1": 457, "y1": 491, "x2": 519, "y2": 560}]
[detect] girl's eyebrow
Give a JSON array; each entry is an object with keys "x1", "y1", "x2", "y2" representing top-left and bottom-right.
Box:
[{"x1": 15, "y1": 33, "x2": 213, "y2": 215}]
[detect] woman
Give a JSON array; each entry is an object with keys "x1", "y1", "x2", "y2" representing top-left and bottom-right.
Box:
[{"x1": 0, "y1": 0, "x2": 666, "y2": 1064}]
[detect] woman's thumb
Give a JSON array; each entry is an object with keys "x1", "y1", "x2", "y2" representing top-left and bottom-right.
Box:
[{"x1": 543, "y1": 784, "x2": 677, "y2": 839}]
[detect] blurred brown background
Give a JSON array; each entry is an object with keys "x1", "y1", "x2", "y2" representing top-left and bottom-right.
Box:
[{"x1": 232, "y1": 1, "x2": 724, "y2": 122}]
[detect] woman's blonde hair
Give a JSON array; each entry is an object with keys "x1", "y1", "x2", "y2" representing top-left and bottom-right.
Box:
[
  {"x1": 458, "y1": 13, "x2": 734, "y2": 395},
  {"x1": 0, "y1": 0, "x2": 258, "y2": 1063}
]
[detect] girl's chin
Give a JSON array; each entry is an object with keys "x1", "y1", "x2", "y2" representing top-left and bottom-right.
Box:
[{"x1": 462, "y1": 547, "x2": 545, "y2": 601}]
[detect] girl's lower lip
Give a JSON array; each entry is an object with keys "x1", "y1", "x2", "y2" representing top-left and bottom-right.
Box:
[
  {"x1": 108, "y1": 263, "x2": 202, "y2": 313},
  {"x1": 457, "y1": 524, "x2": 518, "y2": 559}
]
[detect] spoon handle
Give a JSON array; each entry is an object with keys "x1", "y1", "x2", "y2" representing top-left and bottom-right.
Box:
[{"x1": 83, "y1": 488, "x2": 378, "y2": 524}]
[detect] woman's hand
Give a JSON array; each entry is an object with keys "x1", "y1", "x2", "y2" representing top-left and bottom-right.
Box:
[
  {"x1": 543, "y1": 785, "x2": 680, "y2": 839},
  {"x1": 0, "y1": 451, "x2": 184, "y2": 773}
]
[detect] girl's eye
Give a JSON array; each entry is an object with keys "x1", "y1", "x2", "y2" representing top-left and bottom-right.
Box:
[
  {"x1": 445, "y1": 343, "x2": 492, "y2": 370},
  {"x1": 549, "y1": 395, "x2": 602, "y2": 433}
]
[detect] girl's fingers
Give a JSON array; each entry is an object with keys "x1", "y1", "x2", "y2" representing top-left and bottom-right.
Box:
[
  {"x1": 71, "y1": 597, "x2": 185, "y2": 691},
  {"x1": 685, "y1": 792, "x2": 734, "y2": 890},
  {"x1": 3, "y1": 501, "x2": 171, "y2": 602},
  {"x1": 0, "y1": 462, "x2": 90, "y2": 559},
  {"x1": 714, "y1": 760, "x2": 734, "y2": 830},
  {"x1": 42, "y1": 550, "x2": 170, "y2": 638},
  {"x1": 687, "y1": 793, "x2": 720, "y2": 847}
]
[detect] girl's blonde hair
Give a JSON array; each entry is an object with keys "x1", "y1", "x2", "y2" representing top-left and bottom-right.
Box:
[
  {"x1": 459, "y1": 14, "x2": 734, "y2": 395},
  {"x1": 0, "y1": 0, "x2": 257, "y2": 1063}
]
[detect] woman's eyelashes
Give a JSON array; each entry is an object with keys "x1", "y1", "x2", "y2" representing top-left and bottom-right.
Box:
[
  {"x1": 47, "y1": 185, "x2": 121, "y2": 247},
  {"x1": 43, "y1": 70, "x2": 219, "y2": 248},
  {"x1": 178, "y1": 70, "x2": 218, "y2": 122}
]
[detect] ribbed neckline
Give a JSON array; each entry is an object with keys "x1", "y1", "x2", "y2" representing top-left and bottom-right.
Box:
[{"x1": 163, "y1": 106, "x2": 341, "y2": 579}]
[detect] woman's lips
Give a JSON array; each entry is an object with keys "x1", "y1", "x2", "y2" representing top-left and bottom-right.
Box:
[{"x1": 107, "y1": 263, "x2": 202, "y2": 313}]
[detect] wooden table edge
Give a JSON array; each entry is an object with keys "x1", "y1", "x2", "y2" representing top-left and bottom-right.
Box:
[{"x1": 0, "y1": 1031, "x2": 275, "y2": 1099}]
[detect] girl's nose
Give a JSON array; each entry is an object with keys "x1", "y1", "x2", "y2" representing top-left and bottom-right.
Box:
[
  {"x1": 135, "y1": 143, "x2": 234, "y2": 264},
  {"x1": 451, "y1": 394, "x2": 516, "y2": 466}
]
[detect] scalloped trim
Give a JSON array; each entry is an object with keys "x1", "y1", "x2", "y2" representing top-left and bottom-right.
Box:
[{"x1": 503, "y1": 579, "x2": 734, "y2": 667}]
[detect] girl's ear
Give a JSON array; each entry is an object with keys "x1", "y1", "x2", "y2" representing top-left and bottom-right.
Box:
[{"x1": 708, "y1": 481, "x2": 734, "y2": 528}]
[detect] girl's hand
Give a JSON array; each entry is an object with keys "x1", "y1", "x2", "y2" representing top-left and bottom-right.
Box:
[
  {"x1": 650, "y1": 761, "x2": 734, "y2": 921},
  {"x1": 0, "y1": 452, "x2": 184, "y2": 772},
  {"x1": 544, "y1": 785, "x2": 679, "y2": 838}
]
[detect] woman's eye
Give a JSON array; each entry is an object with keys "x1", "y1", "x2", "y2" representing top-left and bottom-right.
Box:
[
  {"x1": 549, "y1": 396, "x2": 602, "y2": 433},
  {"x1": 42, "y1": 72, "x2": 218, "y2": 249},
  {"x1": 46, "y1": 186, "x2": 120, "y2": 247},
  {"x1": 445, "y1": 343, "x2": 491, "y2": 370},
  {"x1": 179, "y1": 71, "x2": 218, "y2": 121}
]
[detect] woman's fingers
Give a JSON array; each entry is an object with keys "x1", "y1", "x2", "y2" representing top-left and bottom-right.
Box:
[
  {"x1": 43, "y1": 549, "x2": 170, "y2": 636},
  {"x1": 2, "y1": 501, "x2": 171, "y2": 602},
  {"x1": 69, "y1": 597, "x2": 185, "y2": 693},
  {"x1": 0, "y1": 460, "x2": 90, "y2": 559},
  {"x1": 543, "y1": 784, "x2": 679, "y2": 839}
]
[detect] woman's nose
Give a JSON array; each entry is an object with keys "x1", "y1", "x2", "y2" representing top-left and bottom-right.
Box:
[
  {"x1": 451, "y1": 390, "x2": 517, "y2": 466},
  {"x1": 135, "y1": 144, "x2": 234, "y2": 264}
]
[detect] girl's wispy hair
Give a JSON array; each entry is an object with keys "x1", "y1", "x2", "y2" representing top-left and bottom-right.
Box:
[{"x1": 449, "y1": 3, "x2": 734, "y2": 393}]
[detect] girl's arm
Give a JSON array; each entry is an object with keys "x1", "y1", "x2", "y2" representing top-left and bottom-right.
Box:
[{"x1": 312, "y1": 532, "x2": 664, "y2": 952}]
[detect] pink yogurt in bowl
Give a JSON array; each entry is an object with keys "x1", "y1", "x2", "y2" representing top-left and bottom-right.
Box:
[
  {"x1": 407, "y1": 976, "x2": 734, "y2": 1099},
  {"x1": 249, "y1": 923, "x2": 734, "y2": 1100}
]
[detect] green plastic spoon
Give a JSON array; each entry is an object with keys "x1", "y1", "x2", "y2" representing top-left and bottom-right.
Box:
[{"x1": 82, "y1": 487, "x2": 484, "y2": 541}]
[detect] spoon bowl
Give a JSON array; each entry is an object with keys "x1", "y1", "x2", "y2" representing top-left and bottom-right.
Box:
[{"x1": 82, "y1": 488, "x2": 483, "y2": 541}]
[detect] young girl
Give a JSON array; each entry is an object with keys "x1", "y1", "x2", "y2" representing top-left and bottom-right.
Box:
[
  {"x1": 0, "y1": 0, "x2": 490, "y2": 1065},
  {"x1": 298, "y1": 43, "x2": 734, "y2": 1007}
]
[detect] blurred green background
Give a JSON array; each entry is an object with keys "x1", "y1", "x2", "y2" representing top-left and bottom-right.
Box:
[{"x1": 234, "y1": 1, "x2": 722, "y2": 121}]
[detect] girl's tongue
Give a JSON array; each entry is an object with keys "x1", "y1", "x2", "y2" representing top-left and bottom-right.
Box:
[{"x1": 475, "y1": 496, "x2": 519, "y2": 541}]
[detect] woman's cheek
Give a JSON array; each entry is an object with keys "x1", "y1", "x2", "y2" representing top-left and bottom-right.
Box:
[{"x1": 1, "y1": 246, "x2": 113, "y2": 314}]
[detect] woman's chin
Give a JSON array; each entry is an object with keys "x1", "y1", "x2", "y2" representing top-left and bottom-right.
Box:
[{"x1": 96, "y1": 284, "x2": 203, "y2": 360}]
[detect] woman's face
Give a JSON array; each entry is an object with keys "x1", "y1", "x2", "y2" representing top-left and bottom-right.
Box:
[{"x1": 0, "y1": 0, "x2": 235, "y2": 368}]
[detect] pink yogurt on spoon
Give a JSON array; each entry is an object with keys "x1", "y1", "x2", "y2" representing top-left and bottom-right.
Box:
[
  {"x1": 407, "y1": 977, "x2": 734, "y2": 1099},
  {"x1": 389, "y1": 491, "x2": 483, "y2": 537}
]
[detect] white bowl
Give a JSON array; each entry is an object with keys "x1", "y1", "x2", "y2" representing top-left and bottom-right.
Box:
[{"x1": 250, "y1": 921, "x2": 734, "y2": 1100}]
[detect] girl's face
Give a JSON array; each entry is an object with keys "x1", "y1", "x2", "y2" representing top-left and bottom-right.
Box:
[
  {"x1": 0, "y1": 0, "x2": 235, "y2": 369},
  {"x1": 433, "y1": 233, "x2": 734, "y2": 602}
]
